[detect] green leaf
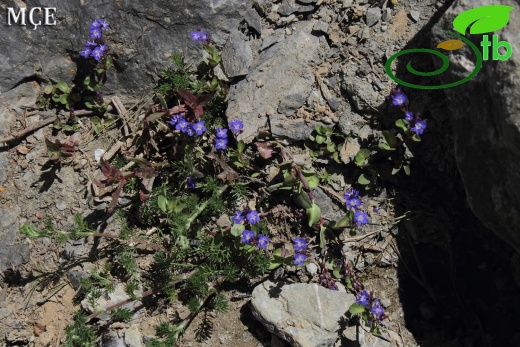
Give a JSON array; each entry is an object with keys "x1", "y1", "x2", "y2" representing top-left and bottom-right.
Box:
[
  {"x1": 315, "y1": 125, "x2": 332, "y2": 136},
  {"x1": 157, "y1": 195, "x2": 167, "y2": 213},
  {"x1": 302, "y1": 170, "x2": 319, "y2": 189},
  {"x1": 412, "y1": 134, "x2": 421, "y2": 142},
  {"x1": 230, "y1": 224, "x2": 245, "y2": 237},
  {"x1": 105, "y1": 56, "x2": 113, "y2": 70},
  {"x1": 391, "y1": 166, "x2": 401, "y2": 175},
  {"x1": 357, "y1": 174, "x2": 371, "y2": 185},
  {"x1": 57, "y1": 81, "x2": 70, "y2": 93},
  {"x1": 453, "y1": 5, "x2": 514, "y2": 35},
  {"x1": 20, "y1": 223, "x2": 41, "y2": 238},
  {"x1": 354, "y1": 149, "x2": 371, "y2": 167},
  {"x1": 316, "y1": 135, "x2": 325, "y2": 144},
  {"x1": 174, "y1": 203, "x2": 186, "y2": 213},
  {"x1": 59, "y1": 94, "x2": 68, "y2": 105},
  {"x1": 52, "y1": 93, "x2": 60, "y2": 102},
  {"x1": 91, "y1": 116, "x2": 101, "y2": 125},
  {"x1": 332, "y1": 268, "x2": 341, "y2": 279},
  {"x1": 349, "y1": 303, "x2": 366, "y2": 315},
  {"x1": 43, "y1": 85, "x2": 54, "y2": 94},
  {"x1": 176, "y1": 235, "x2": 190, "y2": 249},
  {"x1": 326, "y1": 142, "x2": 335, "y2": 152},
  {"x1": 237, "y1": 140, "x2": 245, "y2": 155},
  {"x1": 306, "y1": 203, "x2": 321, "y2": 227},
  {"x1": 319, "y1": 226, "x2": 327, "y2": 248},
  {"x1": 378, "y1": 142, "x2": 394, "y2": 151},
  {"x1": 382, "y1": 130, "x2": 398, "y2": 147},
  {"x1": 395, "y1": 119, "x2": 409, "y2": 132},
  {"x1": 403, "y1": 164, "x2": 411, "y2": 176},
  {"x1": 84, "y1": 76, "x2": 91, "y2": 86},
  {"x1": 294, "y1": 190, "x2": 312, "y2": 209}
]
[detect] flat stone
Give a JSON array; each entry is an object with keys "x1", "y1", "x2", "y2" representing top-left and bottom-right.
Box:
[
  {"x1": 409, "y1": 10, "x2": 421, "y2": 22},
  {"x1": 0, "y1": 245, "x2": 30, "y2": 272},
  {"x1": 312, "y1": 21, "x2": 330, "y2": 35},
  {"x1": 251, "y1": 280, "x2": 356, "y2": 347},
  {"x1": 366, "y1": 7, "x2": 382, "y2": 27},
  {"x1": 269, "y1": 114, "x2": 329, "y2": 142},
  {"x1": 242, "y1": 7, "x2": 262, "y2": 34},
  {"x1": 278, "y1": 0, "x2": 315, "y2": 16},
  {"x1": 125, "y1": 326, "x2": 144, "y2": 347},
  {"x1": 221, "y1": 31, "x2": 253, "y2": 78}
]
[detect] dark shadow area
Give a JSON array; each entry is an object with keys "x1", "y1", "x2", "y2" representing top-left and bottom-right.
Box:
[{"x1": 385, "y1": 1, "x2": 520, "y2": 346}]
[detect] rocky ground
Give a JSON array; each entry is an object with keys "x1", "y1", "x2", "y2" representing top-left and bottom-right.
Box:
[{"x1": 2, "y1": 0, "x2": 520, "y2": 346}]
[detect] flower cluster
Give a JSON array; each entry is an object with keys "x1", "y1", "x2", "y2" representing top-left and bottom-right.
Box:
[
  {"x1": 388, "y1": 88, "x2": 427, "y2": 136},
  {"x1": 232, "y1": 209, "x2": 260, "y2": 225},
  {"x1": 190, "y1": 30, "x2": 209, "y2": 42},
  {"x1": 293, "y1": 238, "x2": 308, "y2": 266},
  {"x1": 240, "y1": 230, "x2": 270, "y2": 249},
  {"x1": 169, "y1": 114, "x2": 206, "y2": 137},
  {"x1": 344, "y1": 189, "x2": 369, "y2": 226},
  {"x1": 356, "y1": 290, "x2": 385, "y2": 322},
  {"x1": 215, "y1": 128, "x2": 228, "y2": 150},
  {"x1": 80, "y1": 19, "x2": 110, "y2": 61}
]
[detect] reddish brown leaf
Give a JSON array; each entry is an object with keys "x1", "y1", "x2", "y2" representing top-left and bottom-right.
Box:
[
  {"x1": 100, "y1": 158, "x2": 122, "y2": 184},
  {"x1": 256, "y1": 142, "x2": 276, "y2": 159}
]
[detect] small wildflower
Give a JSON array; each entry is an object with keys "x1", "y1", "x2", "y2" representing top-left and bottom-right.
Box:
[
  {"x1": 371, "y1": 299, "x2": 385, "y2": 320},
  {"x1": 215, "y1": 138, "x2": 228, "y2": 150},
  {"x1": 229, "y1": 119, "x2": 244, "y2": 133},
  {"x1": 187, "y1": 177, "x2": 196, "y2": 189},
  {"x1": 294, "y1": 253, "x2": 306, "y2": 266},
  {"x1": 80, "y1": 47, "x2": 92, "y2": 58},
  {"x1": 193, "y1": 120, "x2": 206, "y2": 136},
  {"x1": 175, "y1": 118, "x2": 189, "y2": 133},
  {"x1": 257, "y1": 235, "x2": 270, "y2": 249},
  {"x1": 90, "y1": 27, "x2": 102, "y2": 39},
  {"x1": 293, "y1": 238, "x2": 307, "y2": 252},
  {"x1": 98, "y1": 19, "x2": 110, "y2": 30},
  {"x1": 392, "y1": 93, "x2": 408, "y2": 106},
  {"x1": 216, "y1": 128, "x2": 228, "y2": 138},
  {"x1": 90, "y1": 19, "x2": 101, "y2": 28},
  {"x1": 410, "y1": 119, "x2": 427, "y2": 135},
  {"x1": 169, "y1": 113, "x2": 183, "y2": 126},
  {"x1": 190, "y1": 30, "x2": 208, "y2": 41},
  {"x1": 92, "y1": 47, "x2": 104, "y2": 61},
  {"x1": 241, "y1": 229, "x2": 255, "y2": 244},
  {"x1": 98, "y1": 44, "x2": 108, "y2": 53},
  {"x1": 231, "y1": 211, "x2": 244, "y2": 224},
  {"x1": 356, "y1": 290, "x2": 370, "y2": 307},
  {"x1": 186, "y1": 126, "x2": 195, "y2": 137},
  {"x1": 354, "y1": 210, "x2": 369, "y2": 226},
  {"x1": 404, "y1": 111, "x2": 414, "y2": 122},
  {"x1": 343, "y1": 189, "x2": 359, "y2": 201},
  {"x1": 346, "y1": 197, "x2": 362, "y2": 210},
  {"x1": 246, "y1": 210, "x2": 260, "y2": 225},
  {"x1": 86, "y1": 40, "x2": 97, "y2": 47}
]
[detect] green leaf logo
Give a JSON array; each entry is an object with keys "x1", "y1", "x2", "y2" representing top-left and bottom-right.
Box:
[{"x1": 453, "y1": 5, "x2": 514, "y2": 35}]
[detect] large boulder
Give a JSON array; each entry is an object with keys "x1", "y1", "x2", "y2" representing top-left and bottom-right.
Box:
[
  {"x1": 432, "y1": 0, "x2": 520, "y2": 252},
  {"x1": 0, "y1": 0, "x2": 254, "y2": 102}
]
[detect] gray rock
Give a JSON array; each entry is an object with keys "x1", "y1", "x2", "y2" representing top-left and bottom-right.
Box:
[
  {"x1": 311, "y1": 187, "x2": 345, "y2": 222},
  {"x1": 251, "y1": 280, "x2": 356, "y2": 347},
  {"x1": 278, "y1": 0, "x2": 315, "y2": 16},
  {"x1": 227, "y1": 24, "x2": 323, "y2": 143},
  {"x1": 431, "y1": 0, "x2": 520, "y2": 253},
  {"x1": 337, "y1": 103, "x2": 367, "y2": 136},
  {"x1": 343, "y1": 324, "x2": 393, "y2": 347},
  {"x1": 342, "y1": 80, "x2": 381, "y2": 112},
  {"x1": 366, "y1": 7, "x2": 382, "y2": 27},
  {"x1": 3, "y1": 82, "x2": 40, "y2": 113},
  {"x1": 0, "y1": 0, "x2": 254, "y2": 102},
  {"x1": 270, "y1": 114, "x2": 329, "y2": 142},
  {"x1": 299, "y1": 0, "x2": 319, "y2": 3},
  {"x1": 409, "y1": 10, "x2": 421, "y2": 22},
  {"x1": 103, "y1": 331, "x2": 127, "y2": 347},
  {"x1": 82, "y1": 283, "x2": 137, "y2": 321},
  {"x1": 56, "y1": 200, "x2": 68, "y2": 211},
  {"x1": 67, "y1": 270, "x2": 89, "y2": 291},
  {"x1": 0, "y1": 244, "x2": 30, "y2": 272},
  {"x1": 382, "y1": 8, "x2": 392, "y2": 21},
  {"x1": 342, "y1": 0, "x2": 354, "y2": 8},
  {"x1": 306, "y1": 263, "x2": 318, "y2": 275},
  {"x1": 0, "y1": 206, "x2": 21, "y2": 247},
  {"x1": 125, "y1": 326, "x2": 143, "y2": 347},
  {"x1": 221, "y1": 32, "x2": 253, "y2": 78},
  {"x1": 313, "y1": 21, "x2": 330, "y2": 35},
  {"x1": 261, "y1": 29, "x2": 285, "y2": 51},
  {"x1": 327, "y1": 98, "x2": 340, "y2": 112},
  {"x1": 242, "y1": 7, "x2": 262, "y2": 34}
]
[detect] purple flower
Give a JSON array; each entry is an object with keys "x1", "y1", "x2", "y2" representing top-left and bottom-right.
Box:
[
  {"x1": 215, "y1": 138, "x2": 228, "y2": 150},
  {"x1": 354, "y1": 210, "x2": 369, "y2": 226},
  {"x1": 90, "y1": 27, "x2": 102, "y2": 39},
  {"x1": 346, "y1": 197, "x2": 362, "y2": 210},
  {"x1": 404, "y1": 111, "x2": 414, "y2": 122},
  {"x1": 98, "y1": 44, "x2": 108, "y2": 53},
  {"x1": 229, "y1": 119, "x2": 244, "y2": 133},
  {"x1": 98, "y1": 19, "x2": 110, "y2": 30},
  {"x1": 293, "y1": 238, "x2": 307, "y2": 252},
  {"x1": 92, "y1": 47, "x2": 104, "y2": 61},
  {"x1": 241, "y1": 229, "x2": 255, "y2": 244},
  {"x1": 86, "y1": 40, "x2": 97, "y2": 47},
  {"x1": 371, "y1": 299, "x2": 385, "y2": 320},
  {"x1": 175, "y1": 118, "x2": 189, "y2": 132},
  {"x1": 186, "y1": 126, "x2": 195, "y2": 137},
  {"x1": 392, "y1": 93, "x2": 408, "y2": 106},
  {"x1": 410, "y1": 119, "x2": 427, "y2": 135},
  {"x1": 169, "y1": 113, "x2": 183, "y2": 126},
  {"x1": 216, "y1": 128, "x2": 228, "y2": 138},
  {"x1": 187, "y1": 177, "x2": 196, "y2": 189},
  {"x1": 257, "y1": 235, "x2": 270, "y2": 249},
  {"x1": 193, "y1": 120, "x2": 206, "y2": 135},
  {"x1": 294, "y1": 253, "x2": 306, "y2": 266},
  {"x1": 80, "y1": 47, "x2": 92, "y2": 58},
  {"x1": 343, "y1": 189, "x2": 359, "y2": 201},
  {"x1": 231, "y1": 211, "x2": 244, "y2": 224},
  {"x1": 356, "y1": 290, "x2": 370, "y2": 307},
  {"x1": 90, "y1": 19, "x2": 101, "y2": 28},
  {"x1": 246, "y1": 210, "x2": 260, "y2": 225},
  {"x1": 190, "y1": 30, "x2": 208, "y2": 41}
]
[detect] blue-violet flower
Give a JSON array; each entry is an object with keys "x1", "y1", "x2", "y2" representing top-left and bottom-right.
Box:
[
  {"x1": 294, "y1": 253, "x2": 306, "y2": 266},
  {"x1": 229, "y1": 119, "x2": 244, "y2": 133},
  {"x1": 354, "y1": 210, "x2": 369, "y2": 226},
  {"x1": 232, "y1": 211, "x2": 244, "y2": 224},
  {"x1": 193, "y1": 120, "x2": 206, "y2": 135},
  {"x1": 356, "y1": 290, "x2": 370, "y2": 307},
  {"x1": 216, "y1": 128, "x2": 228, "y2": 138},
  {"x1": 187, "y1": 177, "x2": 196, "y2": 189},
  {"x1": 246, "y1": 210, "x2": 260, "y2": 225},
  {"x1": 215, "y1": 138, "x2": 228, "y2": 150},
  {"x1": 90, "y1": 27, "x2": 102, "y2": 39},
  {"x1": 257, "y1": 235, "x2": 270, "y2": 249},
  {"x1": 241, "y1": 229, "x2": 255, "y2": 244},
  {"x1": 293, "y1": 238, "x2": 307, "y2": 252},
  {"x1": 410, "y1": 119, "x2": 427, "y2": 135},
  {"x1": 80, "y1": 47, "x2": 92, "y2": 58}
]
